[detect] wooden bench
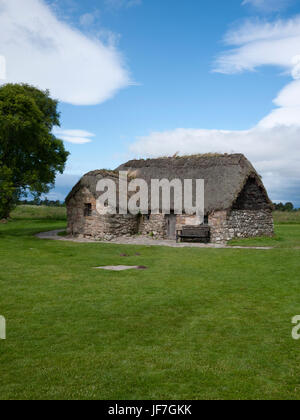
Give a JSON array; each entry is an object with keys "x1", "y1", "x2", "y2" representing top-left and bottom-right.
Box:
[{"x1": 176, "y1": 225, "x2": 211, "y2": 243}]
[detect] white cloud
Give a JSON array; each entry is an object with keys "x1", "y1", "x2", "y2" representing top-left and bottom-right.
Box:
[
  {"x1": 129, "y1": 15, "x2": 300, "y2": 205},
  {"x1": 259, "y1": 106, "x2": 300, "y2": 128},
  {"x1": 53, "y1": 128, "x2": 95, "y2": 144},
  {"x1": 214, "y1": 16, "x2": 300, "y2": 130},
  {"x1": 275, "y1": 79, "x2": 300, "y2": 108},
  {"x1": 0, "y1": 0, "x2": 131, "y2": 105},
  {"x1": 129, "y1": 126, "x2": 300, "y2": 203},
  {"x1": 242, "y1": 0, "x2": 292, "y2": 12},
  {"x1": 291, "y1": 55, "x2": 300, "y2": 80},
  {"x1": 215, "y1": 16, "x2": 300, "y2": 74},
  {"x1": 130, "y1": 126, "x2": 300, "y2": 173}
]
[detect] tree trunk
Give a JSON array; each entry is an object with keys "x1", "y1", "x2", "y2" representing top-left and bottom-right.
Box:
[{"x1": 0, "y1": 197, "x2": 15, "y2": 220}]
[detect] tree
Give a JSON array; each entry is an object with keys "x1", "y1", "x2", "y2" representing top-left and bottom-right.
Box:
[
  {"x1": 273, "y1": 202, "x2": 295, "y2": 212},
  {"x1": 285, "y1": 202, "x2": 294, "y2": 212},
  {"x1": 0, "y1": 83, "x2": 69, "y2": 219}
]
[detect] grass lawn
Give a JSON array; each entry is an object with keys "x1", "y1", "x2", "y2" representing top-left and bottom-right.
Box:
[
  {"x1": 229, "y1": 224, "x2": 300, "y2": 248},
  {"x1": 1, "y1": 208, "x2": 300, "y2": 400}
]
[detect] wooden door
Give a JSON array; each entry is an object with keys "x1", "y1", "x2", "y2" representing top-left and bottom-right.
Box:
[{"x1": 166, "y1": 214, "x2": 176, "y2": 240}]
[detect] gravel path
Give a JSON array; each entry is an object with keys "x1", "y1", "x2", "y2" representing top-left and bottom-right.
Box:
[{"x1": 36, "y1": 230, "x2": 273, "y2": 250}]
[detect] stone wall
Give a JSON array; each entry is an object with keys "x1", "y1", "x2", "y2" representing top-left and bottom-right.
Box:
[
  {"x1": 176, "y1": 214, "x2": 203, "y2": 229},
  {"x1": 139, "y1": 214, "x2": 203, "y2": 239},
  {"x1": 209, "y1": 209, "x2": 274, "y2": 243},
  {"x1": 209, "y1": 211, "x2": 229, "y2": 243},
  {"x1": 138, "y1": 214, "x2": 167, "y2": 238},
  {"x1": 67, "y1": 187, "x2": 138, "y2": 240},
  {"x1": 67, "y1": 185, "x2": 274, "y2": 243},
  {"x1": 228, "y1": 209, "x2": 274, "y2": 239}
]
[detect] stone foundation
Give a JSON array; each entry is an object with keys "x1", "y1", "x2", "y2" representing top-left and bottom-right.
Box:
[{"x1": 67, "y1": 186, "x2": 274, "y2": 243}]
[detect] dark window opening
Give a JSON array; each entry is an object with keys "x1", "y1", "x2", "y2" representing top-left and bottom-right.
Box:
[
  {"x1": 203, "y1": 215, "x2": 209, "y2": 225},
  {"x1": 84, "y1": 203, "x2": 92, "y2": 217}
]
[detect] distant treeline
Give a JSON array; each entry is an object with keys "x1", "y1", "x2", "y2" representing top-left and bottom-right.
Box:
[
  {"x1": 17, "y1": 200, "x2": 299, "y2": 211},
  {"x1": 273, "y1": 202, "x2": 298, "y2": 212},
  {"x1": 18, "y1": 199, "x2": 65, "y2": 208}
]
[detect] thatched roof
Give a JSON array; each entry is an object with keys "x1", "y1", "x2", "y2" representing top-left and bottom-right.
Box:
[
  {"x1": 65, "y1": 169, "x2": 136, "y2": 205},
  {"x1": 66, "y1": 170, "x2": 119, "y2": 203},
  {"x1": 66, "y1": 154, "x2": 273, "y2": 213},
  {"x1": 117, "y1": 154, "x2": 272, "y2": 213}
]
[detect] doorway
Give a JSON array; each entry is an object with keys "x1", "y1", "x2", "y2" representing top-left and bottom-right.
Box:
[{"x1": 166, "y1": 214, "x2": 176, "y2": 240}]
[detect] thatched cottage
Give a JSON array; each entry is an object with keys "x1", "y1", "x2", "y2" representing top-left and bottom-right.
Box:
[{"x1": 66, "y1": 154, "x2": 274, "y2": 243}]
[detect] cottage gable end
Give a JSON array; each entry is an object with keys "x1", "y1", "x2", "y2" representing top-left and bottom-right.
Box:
[{"x1": 232, "y1": 175, "x2": 272, "y2": 211}]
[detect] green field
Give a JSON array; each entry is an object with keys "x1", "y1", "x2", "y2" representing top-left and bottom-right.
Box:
[
  {"x1": 11, "y1": 205, "x2": 66, "y2": 221},
  {"x1": 1, "y1": 207, "x2": 300, "y2": 400},
  {"x1": 273, "y1": 210, "x2": 300, "y2": 225}
]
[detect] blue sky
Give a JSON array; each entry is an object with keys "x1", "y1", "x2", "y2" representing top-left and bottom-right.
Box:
[{"x1": 1, "y1": 0, "x2": 300, "y2": 205}]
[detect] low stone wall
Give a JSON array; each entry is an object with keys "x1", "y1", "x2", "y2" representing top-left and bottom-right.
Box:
[{"x1": 209, "y1": 209, "x2": 274, "y2": 243}]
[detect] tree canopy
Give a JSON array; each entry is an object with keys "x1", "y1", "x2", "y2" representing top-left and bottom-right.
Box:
[
  {"x1": 0, "y1": 83, "x2": 69, "y2": 218},
  {"x1": 273, "y1": 202, "x2": 295, "y2": 212}
]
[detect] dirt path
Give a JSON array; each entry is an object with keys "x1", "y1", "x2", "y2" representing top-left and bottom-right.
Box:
[{"x1": 36, "y1": 230, "x2": 273, "y2": 250}]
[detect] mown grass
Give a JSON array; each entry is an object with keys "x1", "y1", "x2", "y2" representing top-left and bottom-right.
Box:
[
  {"x1": 1, "y1": 209, "x2": 300, "y2": 400},
  {"x1": 229, "y1": 224, "x2": 300, "y2": 248}
]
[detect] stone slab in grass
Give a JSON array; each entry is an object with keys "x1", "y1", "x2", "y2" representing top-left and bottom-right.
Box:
[{"x1": 94, "y1": 265, "x2": 147, "y2": 271}]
